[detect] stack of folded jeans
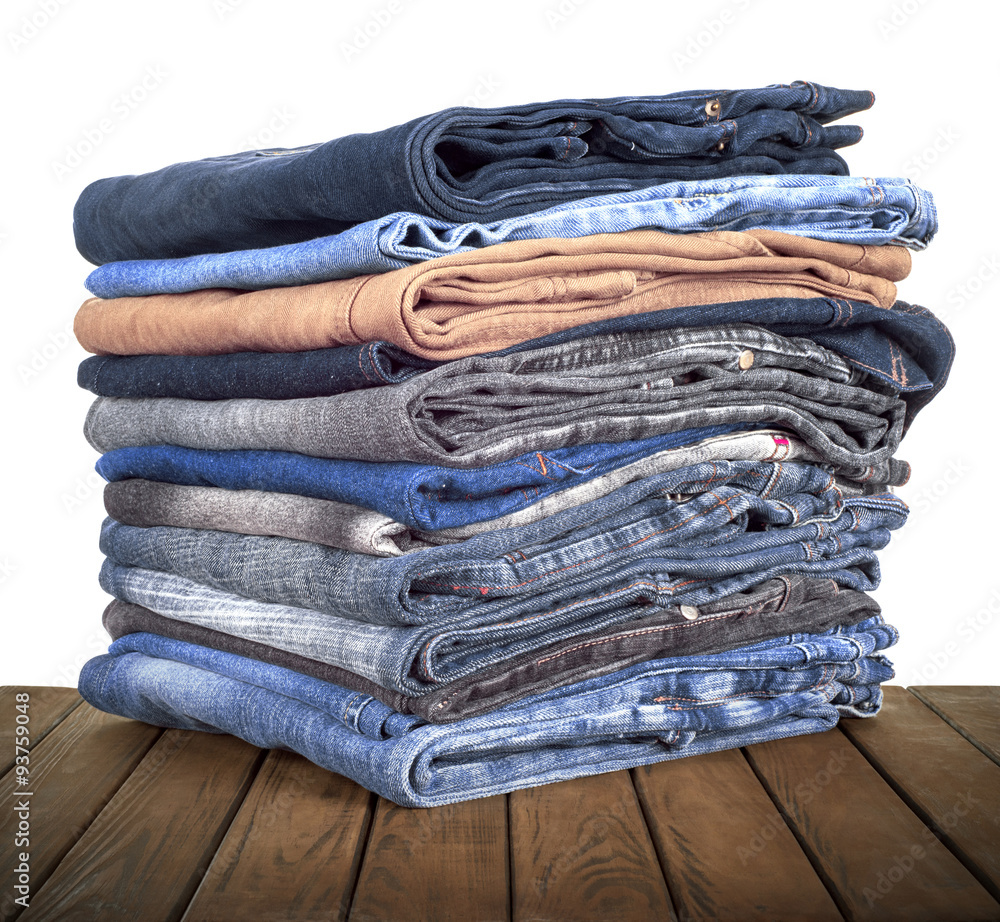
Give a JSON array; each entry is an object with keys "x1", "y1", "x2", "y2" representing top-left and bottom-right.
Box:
[{"x1": 71, "y1": 81, "x2": 953, "y2": 807}]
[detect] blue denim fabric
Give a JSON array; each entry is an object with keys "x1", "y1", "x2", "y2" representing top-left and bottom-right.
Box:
[
  {"x1": 95, "y1": 462, "x2": 907, "y2": 696},
  {"x1": 74, "y1": 81, "x2": 873, "y2": 264},
  {"x1": 95, "y1": 425, "x2": 751, "y2": 531},
  {"x1": 100, "y1": 575, "x2": 883, "y2": 723},
  {"x1": 76, "y1": 297, "x2": 953, "y2": 433},
  {"x1": 77, "y1": 617, "x2": 896, "y2": 807},
  {"x1": 96, "y1": 459, "x2": 907, "y2": 629},
  {"x1": 82, "y1": 175, "x2": 936, "y2": 298}
]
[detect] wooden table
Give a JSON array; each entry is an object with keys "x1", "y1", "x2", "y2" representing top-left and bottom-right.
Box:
[{"x1": 1, "y1": 685, "x2": 998, "y2": 922}]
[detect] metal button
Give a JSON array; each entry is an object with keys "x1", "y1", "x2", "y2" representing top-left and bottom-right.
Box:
[
  {"x1": 680, "y1": 605, "x2": 699, "y2": 621},
  {"x1": 738, "y1": 349, "x2": 755, "y2": 370},
  {"x1": 705, "y1": 99, "x2": 721, "y2": 116},
  {"x1": 715, "y1": 140, "x2": 725, "y2": 152}
]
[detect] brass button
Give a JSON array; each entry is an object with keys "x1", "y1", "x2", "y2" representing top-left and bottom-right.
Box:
[
  {"x1": 680, "y1": 605, "x2": 699, "y2": 621},
  {"x1": 705, "y1": 99, "x2": 721, "y2": 116},
  {"x1": 738, "y1": 349, "x2": 755, "y2": 370},
  {"x1": 715, "y1": 140, "x2": 725, "y2": 152}
]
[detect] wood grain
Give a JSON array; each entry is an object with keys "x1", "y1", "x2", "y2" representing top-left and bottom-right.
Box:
[
  {"x1": 744, "y1": 727, "x2": 1000, "y2": 922},
  {"x1": 348, "y1": 793, "x2": 508, "y2": 922},
  {"x1": 21, "y1": 730, "x2": 264, "y2": 922},
  {"x1": 0, "y1": 687, "x2": 81, "y2": 776},
  {"x1": 510, "y1": 771, "x2": 674, "y2": 922},
  {"x1": 0, "y1": 703, "x2": 161, "y2": 922},
  {"x1": 181, "y1": 750, "x2": 374, "y2": 922},
  {"x1": 909, "y1": 686, "x2": 1000, "y2": 766},
  {"x1": 842, "y1": 687, "x2": 1000, "y2": 901},
  {"x1": 633, "y1": 747, "x2": 842, "y2": 921}
]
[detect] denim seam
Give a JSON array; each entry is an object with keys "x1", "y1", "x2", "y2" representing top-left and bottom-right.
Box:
[
  {"x1": 557, "y1": 122, "x2": 578, "y2": 162},
  {"x1": 652, "y1": 664, "x2": 834, "y2": 707},
  {"x1": 776, "y1": 575, "x2": 793, "y2": 611},
  {"x1": 341, "y1": 275, "x2": 372, "y2": 344},
  {"x1": 847, "y1": 354, "x2": 903, "y2": 386},
  {"x1": 362, "y1": 342, "x2": 391, "y2": 384}
]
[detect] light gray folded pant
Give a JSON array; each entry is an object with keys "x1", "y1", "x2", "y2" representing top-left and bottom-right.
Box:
[{"x1": 84, "y1": 324, "x2": 906, "y2": 482}]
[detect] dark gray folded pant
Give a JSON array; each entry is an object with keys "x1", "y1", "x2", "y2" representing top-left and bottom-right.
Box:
[
  {"x1": 84, "y1": 324, "x2": 905, "y2": 482},
  {"x1": 103, "y1": 573, "x2": 878, "y2": 723}
]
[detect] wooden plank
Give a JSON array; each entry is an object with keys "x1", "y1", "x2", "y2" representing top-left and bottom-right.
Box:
[
  {"x1": 0, "y1": 703, "x2": 161, "y2": 922},
  {"x1": 22, "y1": 730, "x2": 265, "y2": 922},
  {"x1": 841, "y1": 687, "x2": 1000, "y2": 901},
  {"x1": 909, "y1": 687, "x2": 1000, "y2": 766},
  {"x1": 633, "y1": 748, "x2": 842, "y2": 922},
  {"x1": 744, "y1": 727, "x2": 1000, "y2": 922},
  {"x1": 0, "y1": 687, "x2": 81, "y2": 775},
  {"x1": 182, "y1": 750, "x2": 374, "y2": 922},
  {"x1": 348, "y1": 793, "x2": 508, "y2": 922},
  {"x1": 510, "y1": 771, "x2": 674, "y2": 922}
]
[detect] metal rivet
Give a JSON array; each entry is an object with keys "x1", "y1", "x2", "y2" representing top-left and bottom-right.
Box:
[
  {"x1": 738, "y1": 349, "x2": 755, "y2": 370},
  {"x1": 680, "y1": 605, "x2": 699, "y2": 621},
  {"x1": 705, "y1": 99, "x2": 721, "y2": 116},
  {"x1": 715, "y1": 140, "x2": 725, "y2": 152}
]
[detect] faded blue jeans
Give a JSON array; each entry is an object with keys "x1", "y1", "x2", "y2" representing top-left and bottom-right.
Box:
[
  {"x1": 77, "y1": 617, "x2": 897, "y2": 807},
  {"x1": 83, "y1": 175, "x2": 936, "y2": 297},
  {"x1": 96, "y1": 460, "x2": 908, "y2": 695},
  {"x1": 74, "y1": 80, "x2": 874, "y2": 264},
  {"x1": 97, "y1": 458, "x2": 908, "y2": 628}
]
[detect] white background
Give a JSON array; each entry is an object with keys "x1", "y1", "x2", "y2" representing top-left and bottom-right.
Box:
[{"x1": 1, "y1": 0, "x2": 997, "y2": 687}]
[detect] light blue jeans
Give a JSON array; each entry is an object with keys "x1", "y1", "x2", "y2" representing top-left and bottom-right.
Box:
[
  {"x1": 77, "y1": 618, "x2": 897, "y2": 807},
  {"x1": 83, "y1": 175, "x2": 936, "y2": 297}
]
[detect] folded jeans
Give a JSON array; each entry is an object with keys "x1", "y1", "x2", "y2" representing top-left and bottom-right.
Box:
[{"x1": 77, "y1": 615, "x2": 897, "y2": 807}]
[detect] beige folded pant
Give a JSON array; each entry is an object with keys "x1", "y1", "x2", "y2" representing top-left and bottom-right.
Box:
[{"x1": 74, "y1": 229, "x2": 910, "y2": 360}]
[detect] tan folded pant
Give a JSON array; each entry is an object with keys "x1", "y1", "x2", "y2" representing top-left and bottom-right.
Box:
[{"x1": 74, "y1": 229, "x2": 910, "y2": 360}]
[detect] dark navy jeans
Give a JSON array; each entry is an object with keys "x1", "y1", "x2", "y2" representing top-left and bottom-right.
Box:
[{"x1": 73, "y1": 81, "x2": 873, "y2": 264}]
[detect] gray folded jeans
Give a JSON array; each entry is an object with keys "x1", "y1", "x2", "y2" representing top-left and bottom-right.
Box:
[{"x1": 85, "y1": 324, "x2": 906, "y2": 482}]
